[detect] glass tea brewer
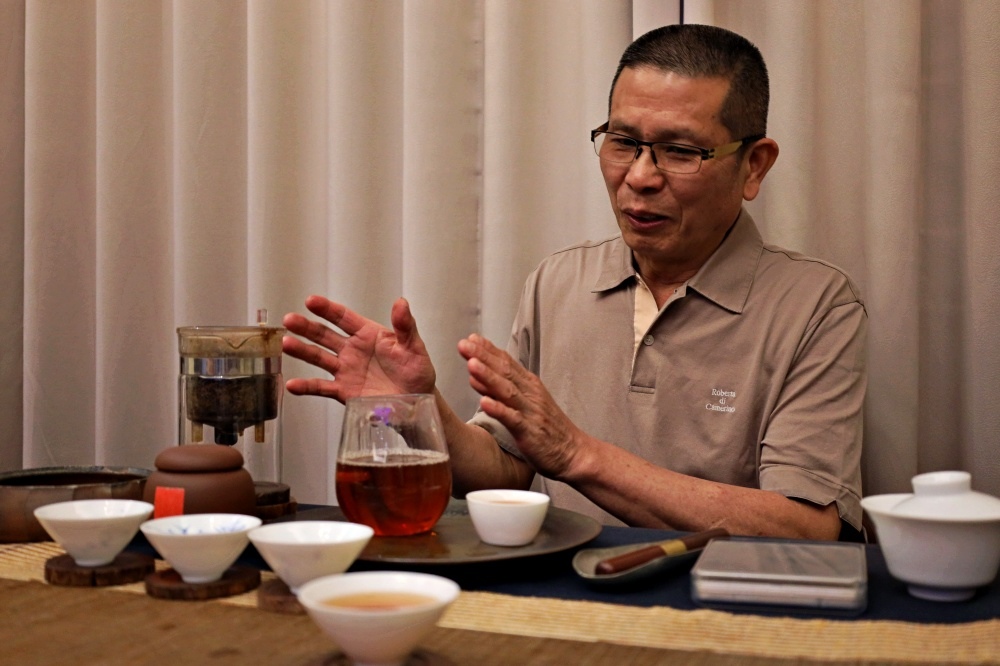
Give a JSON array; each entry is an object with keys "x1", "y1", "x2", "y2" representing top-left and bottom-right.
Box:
[{"x1": 177, "y1": 313, "x2": 285, "y2": 486}]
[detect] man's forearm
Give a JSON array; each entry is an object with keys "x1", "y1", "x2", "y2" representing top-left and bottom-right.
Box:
[
  {"x1": 432, "y1": 390, "x2": 534, "y2": 496},
  {"x1": 563, "y1": 434, "x2": 842, "y2": 539}
]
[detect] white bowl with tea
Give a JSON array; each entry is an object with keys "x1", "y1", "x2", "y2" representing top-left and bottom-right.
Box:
[
  {"x1": 298, "y1": 570, "x2": 460, "y2": 666},
  {"x1": 140, "y1": 513, "x2": 261, "y2": 583},
  {"x1": 248, "y1": 521, "x2": 374, "y2": 593},
  {"x1": 465, "y1": 489, "x2": 550, "y2": 547},
  {"x1": 33, "y1": 499, "x2": 153, "y2": 566}
]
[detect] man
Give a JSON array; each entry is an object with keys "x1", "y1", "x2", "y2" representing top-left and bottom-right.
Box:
[{"x1": 283, "y1": 25, "x2": 866, "y2": 541}]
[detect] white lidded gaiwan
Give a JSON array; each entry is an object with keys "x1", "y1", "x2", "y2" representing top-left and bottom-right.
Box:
[{"x1": 861, "y1": 471, "x2": 1000, "y2": 602}]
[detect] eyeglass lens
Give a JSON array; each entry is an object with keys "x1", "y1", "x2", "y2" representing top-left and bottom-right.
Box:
[{"x1": 592, "y1": 133, "x2": 703, "y2": 174}]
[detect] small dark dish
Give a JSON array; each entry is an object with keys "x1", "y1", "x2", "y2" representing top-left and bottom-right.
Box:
[
  {"x1": 0, "y1": 466, "x2": 150, "y2": 543},
  {"x1": 572, "y1": 540, "x2": 701, "y2": 585}
]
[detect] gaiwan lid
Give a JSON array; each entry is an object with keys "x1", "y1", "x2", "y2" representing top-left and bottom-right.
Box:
[{"x1": 890, "y1": 471, "x2": 1000, "y2": 521}]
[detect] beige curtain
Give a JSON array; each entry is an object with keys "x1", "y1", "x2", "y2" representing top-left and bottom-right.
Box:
[
  {"x1": 2, "y1": 0, "x2": 998, "y2": 506},
  {"x1": 708, "y1": 0, "x2": 1000, "y2": 498}
]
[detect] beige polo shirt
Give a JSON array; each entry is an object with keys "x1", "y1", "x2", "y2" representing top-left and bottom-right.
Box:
[{"x1": 469, "y1": 209, "x2": 867, "y2": 531}]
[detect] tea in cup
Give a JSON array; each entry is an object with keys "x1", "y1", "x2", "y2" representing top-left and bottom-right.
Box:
[
  {"x1": 466, "y1": 489, "x2": 550, "y2": 546},
  {"x1": 298, "y1": 571, "x2": 460, "y2": 666},
  {"x1": 335, "y1": 394, "x2": 451, "y2": 536}
]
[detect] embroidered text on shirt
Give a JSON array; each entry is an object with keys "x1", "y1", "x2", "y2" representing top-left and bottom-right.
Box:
[{"x1": 706, "y1": 388, "x2": 736, "y2": 413}]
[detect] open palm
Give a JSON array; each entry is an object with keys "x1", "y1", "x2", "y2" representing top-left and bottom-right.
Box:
[{"x1": 282, "y1": 296, "x2": 436, "y2": 403}]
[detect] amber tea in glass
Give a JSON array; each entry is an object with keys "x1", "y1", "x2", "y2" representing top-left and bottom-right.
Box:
[{"x1": 335, "y1": 394, "x2": 451, "y2": 536}]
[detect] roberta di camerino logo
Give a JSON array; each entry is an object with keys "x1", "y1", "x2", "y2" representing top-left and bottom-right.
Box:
[{"x1": 707, "y1": 388, "x2": 736, "y2": 413}]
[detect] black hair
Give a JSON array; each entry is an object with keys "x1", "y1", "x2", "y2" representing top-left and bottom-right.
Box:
[{"x1": 609, "y1": 24, "x2": 769, "y2": 139}]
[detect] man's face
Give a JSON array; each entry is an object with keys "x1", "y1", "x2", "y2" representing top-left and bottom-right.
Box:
[{"x1": 601, "y1": 67, "x2": 749, "y2": 279}]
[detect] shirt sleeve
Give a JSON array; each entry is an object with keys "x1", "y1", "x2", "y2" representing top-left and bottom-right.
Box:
[{"x1": 758, "y1": 298, "x2": 868, "y2": 532}]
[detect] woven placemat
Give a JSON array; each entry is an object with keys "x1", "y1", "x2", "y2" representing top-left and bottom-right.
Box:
[
  {"x1": 0, "y1": 542, "x2": 269, "y2": 607},
  {"x1": 443, "y1": 592, "x2": 1000, "y2": 664},
  {"x1": 3, "y1": 543, "x2": 997, "y2": 663}
]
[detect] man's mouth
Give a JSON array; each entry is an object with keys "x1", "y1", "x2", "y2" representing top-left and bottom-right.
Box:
[{"x1": 622, "y1": 207, "x2": 668, "y2": 227}]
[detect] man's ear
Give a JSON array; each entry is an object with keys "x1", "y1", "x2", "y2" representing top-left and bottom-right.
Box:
[{"x1": 742, "y1": 138, "x2": 779, "y2": 201}]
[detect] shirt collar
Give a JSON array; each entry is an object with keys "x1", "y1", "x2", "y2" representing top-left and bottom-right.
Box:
[
  {"x1": 687, "y1": 208, "x2": 762, "y2": 314},
  {"x1": 593, "y1": 237, "x2": 637, "y2": 292},
  {"x1": 591, "y1": 208, "x2": 763, "y2": 314}
]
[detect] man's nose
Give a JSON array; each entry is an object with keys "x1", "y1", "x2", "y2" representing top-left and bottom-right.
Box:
[{"x1": 624, "y1": 146, "x2": 665, "y2": 188}]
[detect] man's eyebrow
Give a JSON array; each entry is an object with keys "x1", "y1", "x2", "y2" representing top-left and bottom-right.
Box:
[
  {"x1": 606, "y1": 121, "x2": 702, "y2": 144},
  {"x1": 606, "y1": 120, "x2": 640, "y2": 135}
]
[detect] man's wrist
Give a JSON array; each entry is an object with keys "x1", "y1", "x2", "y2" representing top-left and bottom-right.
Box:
[{"x1": 556, "y1": 431, "x2": 601, "y2": 485}]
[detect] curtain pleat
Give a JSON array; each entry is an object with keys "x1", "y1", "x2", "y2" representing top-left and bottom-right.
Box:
[
  {"x1": 0, "y1": 0, "x2": 25, "y2": 472},
  {"x1": 23, "y1": 1, "x2": 98, "y2": 467},
  {"x1": 480, "y1": 0, "x2": 633, "y2": 343},
  {"x1": 94, "y1": 1, "x2": 175, "y2": 464},
  {"x1": 400, "y1": 0, "x2": 483, "y2": 420},
  {"x1": 173, "y1": 0, "x2": 248, "y2": 326},
  {"x1": 918, "y1": 0, "x2": 967, "y2": 477},
  {"x1": 859, "y1": 2, "x2": 923, "y2": 492},
  {"x1": 959, "y1": 0, "x2": 1000, "y2": 493},
  {"x1": 246, "y1": 1, "x2": 331, "y2": 498},
  {"x1": 6, "y1": 0, "x2": 1000, "y2": 507}
]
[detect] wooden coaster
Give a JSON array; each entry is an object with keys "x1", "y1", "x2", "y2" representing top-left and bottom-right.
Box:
[
  {"x1": 307, "y1": 649, "x2": 451, "y2": 666},
  {"x1": 257, "y1": 499, "x2": 298, "y2": 521},
  {"x1": 257, "y1": 578, "x2": 304, "y2": 614},
  {"x1": 255, "y1": 482, "x2": 291, "y2": 506},
  {"x1": 144, "y1": 565, "x2": 260, "y2": 601},
  {"x1": 44, "y1": 552, "x2": 155, "y2": 587}
]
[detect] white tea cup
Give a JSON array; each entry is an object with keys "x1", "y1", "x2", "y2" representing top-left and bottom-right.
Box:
[{"x1": 466, "y1": 489, "x2": 550, "y2": 547}]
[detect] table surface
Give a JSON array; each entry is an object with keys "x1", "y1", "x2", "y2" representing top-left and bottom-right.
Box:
[
  {"x1": 254, "y1": 504, "x2": 1000, "y2": 624},
  {"x1": 2, "y1": 504, "x2": 999, "y2": 665},
  {"x1": 0, "y1": 577, "x2": 844, "y2": 666}
]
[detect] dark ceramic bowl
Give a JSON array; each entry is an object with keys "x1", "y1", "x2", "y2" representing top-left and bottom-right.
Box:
[{"x1": 0, "y1": 466, "x2": 151, "y2": 543}]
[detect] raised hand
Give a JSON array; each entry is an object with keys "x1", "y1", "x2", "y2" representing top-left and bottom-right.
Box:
[
  {"x1": 457, "y1": 334, "x2": 584, "y2": 479},
  {"x1": 282, "y1": 295, "x2": 436, "y2": 403}
]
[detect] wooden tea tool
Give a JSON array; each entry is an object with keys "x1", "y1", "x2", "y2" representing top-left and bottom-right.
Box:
[{"x1": 594, "y1": 528, "x2": 729, "y2": 575}]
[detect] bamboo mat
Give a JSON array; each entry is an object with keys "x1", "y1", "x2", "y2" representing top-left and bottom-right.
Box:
[{"x1": 2, "y1": 542, "x2": 998, "y2": 664}]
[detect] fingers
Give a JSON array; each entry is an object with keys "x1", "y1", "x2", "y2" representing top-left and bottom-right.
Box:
[
  {"x1": 285, "y1": 376, "x2": 342, "y2": 400},
  {"x1": 458, "y1": 333, "x2": 504, "y2": 364},
  {"x1": 281, "y1": 335, "x2": 341, "y2": 374},
  {"x1": 282, "y1": 312, "x2": 346, "y2": 355},
  {"x1": 459, "y1": 334, "x2": 525, "y2": 407},
  {"x1": 477, "y1": 394, "x2": 524, "y2": 428},
  {"x1": 303, "y1": 295, "x2": 372, "y2": 337},
  {"x1": 284, "y1": 295, "x2": 379, "y2": 355},
  {"x1": 390, "y1": 297, "x2": 420, "y2": 348},
  {"x1": 465, "y1": 356, "x2": 514, "y2": 401}
]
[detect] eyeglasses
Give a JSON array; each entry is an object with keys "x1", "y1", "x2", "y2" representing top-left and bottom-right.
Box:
[{"x1": 590, "y1": 122, "x2": 765, "y2": 174}]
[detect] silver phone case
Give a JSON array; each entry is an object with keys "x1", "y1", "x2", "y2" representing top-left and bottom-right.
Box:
[{"x1": 690, "y1": 538, "x2": 867, "y2": 613}]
